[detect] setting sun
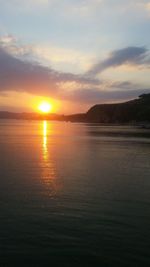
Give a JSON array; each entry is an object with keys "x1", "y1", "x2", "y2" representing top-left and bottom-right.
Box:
[{"x1": 38, "y1": 102, "x2": 52, "y2": 113}]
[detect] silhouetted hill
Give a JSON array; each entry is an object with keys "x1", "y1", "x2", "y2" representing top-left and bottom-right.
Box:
[
  {"x1": 0, "y1": 93, "x2": 150, "y2": 123},
  {"x1": 65, "y1": 113, "x2": 86, "y2": 122},
  {"x1": 86, "y1": 94, "x2": 150, "y2": 123}
]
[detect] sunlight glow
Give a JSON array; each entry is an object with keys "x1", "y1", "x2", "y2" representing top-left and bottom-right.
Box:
[{"x1": 39, "y1": 101, "x2": 52, "y2": 113}]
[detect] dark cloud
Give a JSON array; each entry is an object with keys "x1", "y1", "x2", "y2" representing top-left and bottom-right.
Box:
[
  {"x1": 110, "y1": 81, "x2": 139, "y2": 90},
  {"x1": 62, "y1": 87, "x2": 150, "y2": 103},
  {"x1": 0, "y1": 44, "x2": 149, "y2": 106},
  {"x1": 0, "y1": 46, "x2": 99, "y2": 95},
  {"x1": 87, "y1": 46, "x2": 150, "y2": 76}
]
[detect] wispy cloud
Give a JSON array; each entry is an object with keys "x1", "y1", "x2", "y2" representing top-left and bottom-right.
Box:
[
  {"x1": 139, "y1": 1, "x2": 150, "y2": 12},
  {"x1": 146, "y1": 2, "x2": 150, "y2": 10},
  {"x1": 0, "y1": 35, "x2": 33, "y2": 59},
  {"x1": 87, "y1": 46, "x2": 150, "y2": 76},
  {"x1": 0, "y1": 35, "x2": 93, "y2": 73}
]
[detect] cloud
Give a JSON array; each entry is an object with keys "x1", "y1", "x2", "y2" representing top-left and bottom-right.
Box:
[
  {"x1": 87, "y1": 46, "x2": 150, "y2": 76},
  {"x1": 146, "y1": 2, "x2": 150, "y2": 10},
  {"x1": 60, "y1": 87, "x2": 150, "y2": 104},
  {"x1": 0, "y1": 45, "x2": 99, "y2": 96},
  {"x1": 139, "y1": 1, "x2": 150, "y2": 13},
  {"x1": 0, "y1": 35, "x2": 93, "y2": 73},
  {"x1": 0, "y1": 37, "x2": 150, "y2": 106},
  {"x1": 0, "y1": 46, "x2": 55, "y2": 94},
  {"x1": 57, "y1": 77, "x2": 150, "y2": 104},
  {"x1": 0, "y1": 35, "x2": 33, "y2": 60}
]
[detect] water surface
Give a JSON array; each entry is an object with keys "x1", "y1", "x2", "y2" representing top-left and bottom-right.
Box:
[{"x1": 0, "y1": 120, "x2": 150, "y2": 266}]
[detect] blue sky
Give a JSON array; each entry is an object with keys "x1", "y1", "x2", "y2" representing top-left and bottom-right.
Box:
[{"x1": 0, "y1": 0, "x2": 150, "y2": 113}]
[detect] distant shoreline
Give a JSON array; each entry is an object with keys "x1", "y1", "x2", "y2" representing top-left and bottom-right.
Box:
[{"x1": 0, "y1": 93, "x2": 150, "y2": 124}]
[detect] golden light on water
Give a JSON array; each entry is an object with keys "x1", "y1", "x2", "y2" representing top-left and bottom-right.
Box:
[
  {"x1": 41, "y1": 121, "x2": 59, "y2": 194},
  {"x1": 38, "y1": 101, "x2": 52, "y2": 113},
  {"x1": 43, "y1": 120, "x2": 47, "y2": 153}
]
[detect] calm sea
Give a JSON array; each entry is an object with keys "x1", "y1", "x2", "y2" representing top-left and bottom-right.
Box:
[{"x1": 0, "y1": 120, "x2": 150, "y2": 267}]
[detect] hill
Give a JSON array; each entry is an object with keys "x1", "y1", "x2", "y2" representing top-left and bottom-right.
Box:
[
  {"x1": 0, "y1": 93, "x2": 150, "y2": 123},
  {"x1": 86, "y1": 93, "x2": 150, "y2": 123}
]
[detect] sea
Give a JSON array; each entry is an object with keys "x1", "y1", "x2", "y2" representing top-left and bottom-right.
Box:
[{"x1": 0, "y1": 120, "x2": 150, "y2": 267}]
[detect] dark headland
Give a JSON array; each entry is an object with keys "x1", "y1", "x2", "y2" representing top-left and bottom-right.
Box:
[{"x1": 0, "y1": 93, "x2": 150, "y2": 124}]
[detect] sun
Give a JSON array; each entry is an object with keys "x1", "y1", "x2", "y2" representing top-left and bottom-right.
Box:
[{"x1": 38, "y1": 102, "x2": 52, "y2": 113}]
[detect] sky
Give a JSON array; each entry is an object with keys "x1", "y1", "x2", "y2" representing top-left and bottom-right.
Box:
[{"x1": 0, "y1": 0, "x2": 150, "y2": 114}]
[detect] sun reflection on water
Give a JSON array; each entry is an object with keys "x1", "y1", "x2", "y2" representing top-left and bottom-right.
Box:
[
  {"x1": 43, "y1": 120, "x2": 48, "y2": 161},
  {"x1": 41, "y1": 121, "x2": 58, "y2": 195}
]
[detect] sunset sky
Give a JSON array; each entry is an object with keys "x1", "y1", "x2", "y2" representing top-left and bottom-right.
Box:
[{"x1": 0, "y1": 0, "x2": 150, "y2": 113}]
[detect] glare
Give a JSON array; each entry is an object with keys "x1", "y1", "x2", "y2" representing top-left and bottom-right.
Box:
[{"x1": 39, "y1": 102, "x2": 52, "y2": 113}]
